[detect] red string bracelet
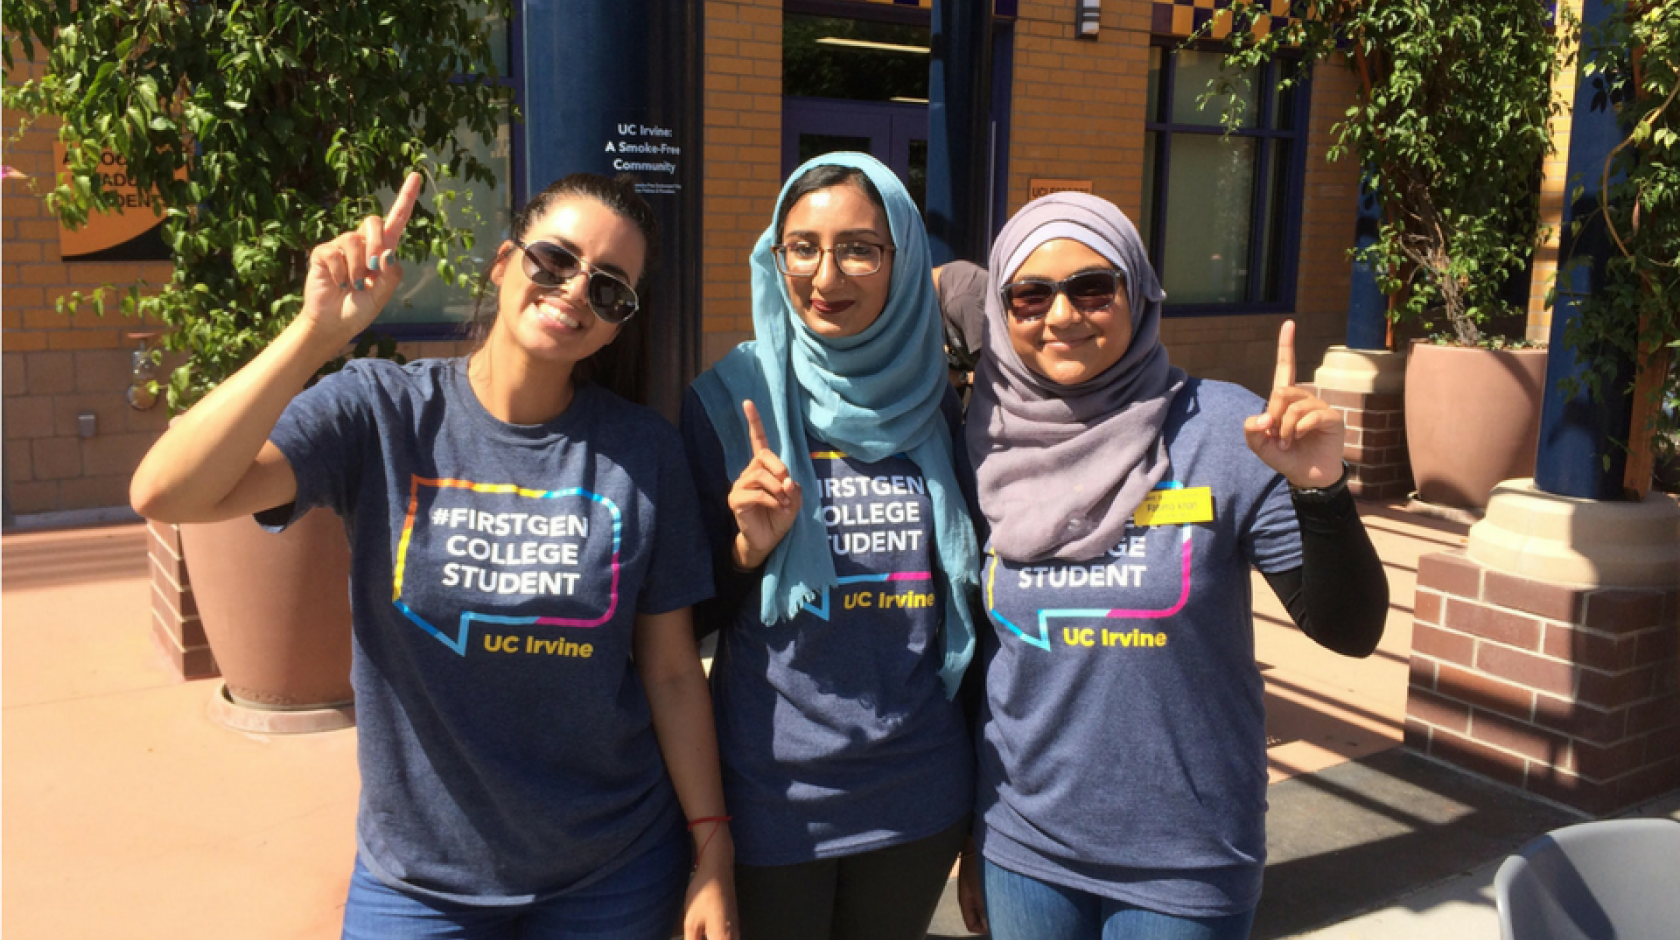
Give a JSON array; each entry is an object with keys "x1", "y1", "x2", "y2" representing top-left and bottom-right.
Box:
[{"x1": 688, "y1": 816, "x2": 732, "y2": 870}]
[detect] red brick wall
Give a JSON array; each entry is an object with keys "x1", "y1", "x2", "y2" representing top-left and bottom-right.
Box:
[
  {"x1": 1311, "y1": 385, "x2": 1412, "y2": 499},
  {"x1": 147, "y1": 519, "x2": 216, "y2": 679},
  {"x1": 1408, "y1": 550, "x2": 1680, "y2": 813}
]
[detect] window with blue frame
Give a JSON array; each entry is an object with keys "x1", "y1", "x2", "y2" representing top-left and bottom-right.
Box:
[
  {"x1": 375, "y1": 7, "x2": 518, "y2": 333},
  {"x1": 1140, "y1": 44, "x2": 1307, "y2": 313}
]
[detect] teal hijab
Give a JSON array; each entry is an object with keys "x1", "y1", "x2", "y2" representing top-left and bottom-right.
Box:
[{"x1": 692, "y1": 152, "x2": 981, "y2": 698}]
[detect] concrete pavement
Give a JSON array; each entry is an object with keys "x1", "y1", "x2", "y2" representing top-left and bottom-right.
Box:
[{"x1": 4, "y1": 504, "x2": 1674, "y2": 939}]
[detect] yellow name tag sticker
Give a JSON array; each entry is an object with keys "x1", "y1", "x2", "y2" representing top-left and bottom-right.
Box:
[{"x1": 1133, "y1": 487, "x2": 1214, "y2": 527}]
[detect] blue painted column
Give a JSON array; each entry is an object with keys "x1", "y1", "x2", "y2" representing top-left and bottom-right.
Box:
[
  {"x1": 521, "y1": 0, "x2": 702, "y2": 419},
  {"x1": 926, "y1": 0, "x2": 992, "y2": 266},
  {"x1": 1345, "y1": 171, "x2": 1388, "y2": 350},
  {"x1": 1534, "y1": 0, "x2": 1633, "y2": 500}
]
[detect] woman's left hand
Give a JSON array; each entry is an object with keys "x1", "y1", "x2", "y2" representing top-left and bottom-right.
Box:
[
  {"x1": 1243, "y1": 320, "x2": 1345, "y2": 489},
  {"x1": 683, "y1": 824, "x2": 737, "y2": 940},
  {"x1": 957, "y1": 840, "x2": 988, "y2": 935}
]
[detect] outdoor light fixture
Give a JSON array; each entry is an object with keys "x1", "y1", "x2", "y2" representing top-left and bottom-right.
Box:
[
  {"x1": 125, "y1": 331, "x2": 160, "y2": 411},
  {"x1": 814, "y1": 37, "x2": 932, "y2": 55},
  {"x1": 1076, "y1": 0, "x2": 1101, "y2": 39}
]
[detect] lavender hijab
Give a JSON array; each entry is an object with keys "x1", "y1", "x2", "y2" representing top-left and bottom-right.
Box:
[{"x1": 965, "y1": 192, "x2": 1186, "y2": 563}]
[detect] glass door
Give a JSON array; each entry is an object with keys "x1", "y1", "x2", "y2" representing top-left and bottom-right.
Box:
[
  {"x1": 782, "y1": 100, "x2": 928, "y2": 207},
  {"x1": 782, "y1": 10, "x2": 930, "y2": 209}
]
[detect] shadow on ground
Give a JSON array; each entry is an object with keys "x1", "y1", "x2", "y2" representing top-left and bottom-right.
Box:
[
  {"x1": 1254, "y1": 748, "x2": 1578, "y2": 938},
  {"x1": 924, "y1": 749, "x2": 1580, "y2": 939}
]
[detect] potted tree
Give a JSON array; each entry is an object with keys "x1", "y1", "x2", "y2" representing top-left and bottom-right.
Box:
[
  {"x1": 1218, "y1": 0, "x2": 1567, "y2": 511},
  {"x1": 5, "y1": 2, "x2": 512, "y2": 726}
]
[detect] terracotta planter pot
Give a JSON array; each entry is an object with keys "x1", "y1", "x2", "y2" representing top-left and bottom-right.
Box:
[
  {"x1": 179, "y1": 508, "x2": 354, "y2": 709},
  {"x1": 1404, "y1": 342, "x2": 1548, "y2": 511}
]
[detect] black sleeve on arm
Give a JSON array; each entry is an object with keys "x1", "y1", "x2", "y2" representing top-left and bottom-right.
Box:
[
  {"x1": 680, "y1": 389, "x2": 760, "y2": 640},
  {"x1": 1261, "y1": 481, "x2": 1389, "y2": 658},
  {"x1": 946, "y1": 387, "x2": 990, "y2": 727}
]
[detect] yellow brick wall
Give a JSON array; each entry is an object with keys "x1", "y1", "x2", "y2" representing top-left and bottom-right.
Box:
[
  {"x1": 701, "y1": 0, "x2": 785, "y2": 366},
  {"x1": 4, "y1": 5, "x2": 1369, "y2": 515},
  {"x1": 3, "y1": 54, "x2": 176, "y2": 517},
  {"x1": 1003, "y1": 0, "x2": 1359, "y2": 396},
  {"x1": 5, "y1": 0, "x2": 794, "y2": 516},
  {"x1": 1526, "y1": 0, "x2": 1587, "y2": 342},
  {"x1": 1006, "y1": 0, "x2": 1154, "y2": 218}
]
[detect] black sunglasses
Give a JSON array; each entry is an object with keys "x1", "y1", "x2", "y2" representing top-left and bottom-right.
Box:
[
  {"x1": 999, "y1": 269, "x2": 1124, "y2": 322},
  {"x1": 513, "y1": 240, "x2": 640, "y2": 325}
]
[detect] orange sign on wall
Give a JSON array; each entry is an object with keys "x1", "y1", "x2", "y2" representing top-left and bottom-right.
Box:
[
  {"x1": 1028, "y1": 178, "x2": 1094, "y2": 200},
  {"x1": 53, "y1": 142, "x2": 173, "y2": 262}
]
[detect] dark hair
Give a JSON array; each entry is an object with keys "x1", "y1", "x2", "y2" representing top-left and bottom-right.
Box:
[
  {"x1": 773, "y1": 163, "x2": 889, "y2": 243},
  {"x1": 465, "y1": 173, "x2": 658, "y2": 404}
]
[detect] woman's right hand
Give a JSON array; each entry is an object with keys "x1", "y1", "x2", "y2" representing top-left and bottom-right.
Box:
[
  {"x1": 726, "y1": 400, "x2": 802, "y2": 570},
  {"x1": 298, "y1": 171, "x2": 422, "y2": 346},
  {"x1": 129, "y1": 172, "x2": 425, "y2": 524}
]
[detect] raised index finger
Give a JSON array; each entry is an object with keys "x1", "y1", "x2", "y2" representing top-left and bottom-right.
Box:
[
  {"x1": 1272, "y1": 319, "x2": 1298, "y2": 391},
  {"x1": 382, "y1": 172, "x2": 424, "y2": 246},
  {"x1": 742, "y1": 399, "x2": 772, "y2": 455}
]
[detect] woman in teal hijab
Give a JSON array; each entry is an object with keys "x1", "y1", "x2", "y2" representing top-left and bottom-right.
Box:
[{"x1": 680, "y1": 153, "x2": 982, "y2": 940}]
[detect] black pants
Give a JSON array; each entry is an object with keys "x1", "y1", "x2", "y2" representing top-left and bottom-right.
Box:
[{"x1": 734, "y1": 817, "x2": 968, "y2": 940}]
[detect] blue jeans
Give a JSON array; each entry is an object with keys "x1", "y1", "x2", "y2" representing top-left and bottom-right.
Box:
[
  {"x1": 983, "y1": 859, "x2": 1256, "y2": 940},
  {"x1": 341, "y1": 828, "x2": 687, "y2": 940}
]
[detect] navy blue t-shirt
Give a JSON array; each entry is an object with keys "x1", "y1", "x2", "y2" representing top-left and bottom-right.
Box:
[
  {"x1": 974, "y1": 378, "x2": 1301, "y2": 917},
  {"x1": 264, "y1": 358, "x2": 712, "y2": 904},
  {"x1": 682, "y1": 389, "x2": 973, "y2": 866}
]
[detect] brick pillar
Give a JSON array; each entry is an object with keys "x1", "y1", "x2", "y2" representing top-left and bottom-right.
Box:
[
  {"x1": 1406, "y1": 483, "x2": 1680, "y2": 814},
  {"x1": 147, "y1": 519, "x2": 218, "y2": 680},
  {"x1": 1309, "y1": 346, "x2": 1412, "y2": 500}
]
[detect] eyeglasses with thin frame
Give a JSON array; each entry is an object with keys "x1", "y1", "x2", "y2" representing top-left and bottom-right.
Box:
[
  {"x1": 772, "y1": 241, "x2": 895, "y2": 278},
  {"x1": 512, "y1": 239, "x2": 640, "y2": 325},
  {"x1": 999, "y1": 269, "x2": 1125, "y2": 322}
]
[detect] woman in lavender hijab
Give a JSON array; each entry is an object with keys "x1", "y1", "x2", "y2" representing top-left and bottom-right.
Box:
[{"x1": 956, "y1": 192, "x2": 1388, "y2": 940}]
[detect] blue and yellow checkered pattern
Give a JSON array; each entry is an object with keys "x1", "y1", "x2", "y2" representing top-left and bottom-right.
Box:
[{"x1": 1151, "y1": 0, "x2": 1298, "y2": 40}]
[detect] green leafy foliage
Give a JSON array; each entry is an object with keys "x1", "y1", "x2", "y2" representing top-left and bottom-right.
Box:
[
  {"x1": 1563, "y1": 0, "x2": 1680, "y2": 486},
  {"x1": 4, "y1": 1, "x2": 513, "y2": 411},
  {"x1": 1212, "y1": 0, "x2": 1565, "y2": 345}
]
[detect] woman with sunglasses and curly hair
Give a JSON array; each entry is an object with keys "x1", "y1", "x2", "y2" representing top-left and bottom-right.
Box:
[
  {"x1": 131, "y1": 172, "x2": 735, "y2": 940},
  {"x1": 680, "y1": 153, "x2": 983, "y2": 940},
  {"x1": 953, "y1": 192, "x2": 1389, "y2": 940}
]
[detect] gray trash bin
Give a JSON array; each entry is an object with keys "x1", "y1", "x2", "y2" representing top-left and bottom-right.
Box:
[{"x1": 1495, "y1": 817, "x2": 1680, "y2": 940}]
